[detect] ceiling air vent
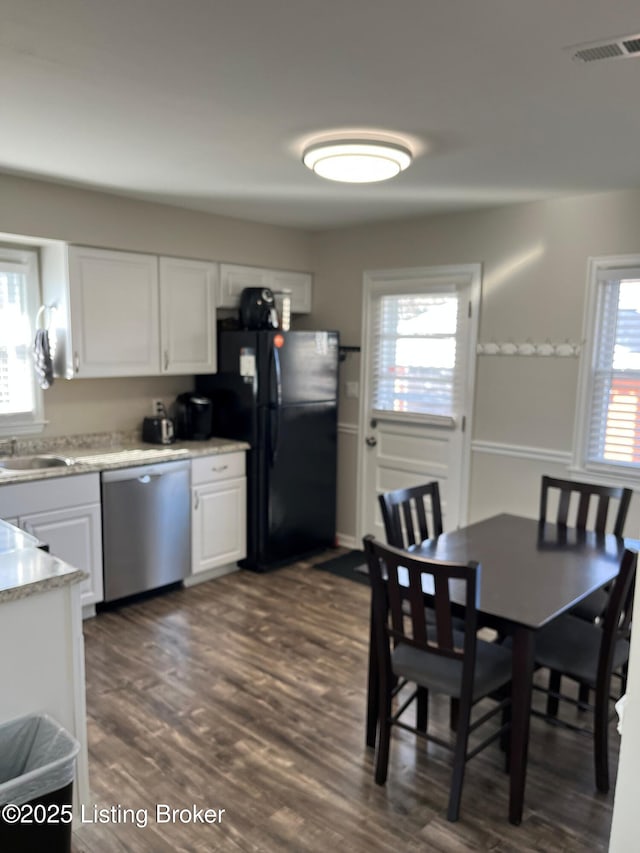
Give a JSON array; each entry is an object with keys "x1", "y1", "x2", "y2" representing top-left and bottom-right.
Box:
[{"x1": 566, "y1": 33, "x2": 640, "y2": 63}]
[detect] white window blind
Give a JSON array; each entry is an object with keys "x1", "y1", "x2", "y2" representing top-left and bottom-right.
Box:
[
  {"x1": 371, "y1": 287, "x2": 464, "y2": 417},
  {"x1": 0, "y1": 248, "x2": 42, "y2": 434},
  {"x1": 587, "y1": 274, "x2": 640, "y2": 468}
]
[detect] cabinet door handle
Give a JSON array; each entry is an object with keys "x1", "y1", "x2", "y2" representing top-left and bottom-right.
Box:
[
  {"x1": 164, "y1": 350, "x2": 169, "y2": 370},
  {"x1": 194, "y1": 492, "x2": 199, "y2": 510},
  {"x1": 211, "y1": 465, "x2": 228, "y2": 473},
  {"x1": 74, "y1": 351, "x2": 80, "y2": 374}
]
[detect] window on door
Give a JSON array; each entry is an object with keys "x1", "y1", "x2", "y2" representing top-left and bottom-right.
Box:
[
  {"x1": 371, "y1": 286, "x2": 465, "y2": 419},
  {"x1": 574, "y1": 256, "x2": 640, "y2": 476},
  {"x1": 0, "y1": 246, "x2": 43, "y2": 436}
]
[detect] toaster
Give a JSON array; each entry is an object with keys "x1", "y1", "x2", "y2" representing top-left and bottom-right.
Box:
[{"x1": 142, "y1": 416, "x2": 175, "y2": 445}]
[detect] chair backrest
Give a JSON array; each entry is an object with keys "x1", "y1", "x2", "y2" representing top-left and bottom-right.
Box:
[
  {"x1": 597, "y1": 549, "x2": 637, "y2": 689},
  {"x1": 539, "y1": 475, "x2": 632, "y2": 537},
  {"x1": 378, "y1": 481, "x2": 443, "y2": 549},
  {"x1": 362, "y1": 534, "x2": 479, "y2": 681}
]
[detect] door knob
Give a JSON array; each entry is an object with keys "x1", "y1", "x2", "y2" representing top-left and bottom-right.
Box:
[{"x1": 365, "y1": 435, "x2": 377, "y2": 447}]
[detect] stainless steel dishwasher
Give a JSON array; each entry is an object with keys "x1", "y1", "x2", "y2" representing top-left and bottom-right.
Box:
[{"x1": 101, "y1": 459, "x2": 191, "y2": 603}]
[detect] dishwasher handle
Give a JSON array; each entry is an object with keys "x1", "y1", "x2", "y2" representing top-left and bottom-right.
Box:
[
  {"x1": 137, "y1": 473, "x2": 162, "y2": 484},
  {"x1": 101, "y1": 459, "x2": 191, "y2": 483}
]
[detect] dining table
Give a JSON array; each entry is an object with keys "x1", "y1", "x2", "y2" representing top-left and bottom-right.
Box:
[{"x1": 365, "y1": 512, "x2": 638, "y2": 825}]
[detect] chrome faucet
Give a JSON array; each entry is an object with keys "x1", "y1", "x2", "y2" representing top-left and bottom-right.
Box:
[{"x1": 0, "y1": 437, "x2": 18, "y2": 458}]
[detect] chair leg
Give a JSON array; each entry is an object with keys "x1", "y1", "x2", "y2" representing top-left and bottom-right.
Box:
[
  {"x1": 547, "y1": 670, "x2": 561, "y2": 717},
  {"x1": 578, "y1": 683, "x2": 590, "y2": 710},
  {"x1": 500, "y1": 703, "x2": 511, "y2": 774},
  {"x1": 375, "y1": 673, "x2": 393, "y2": 785},
  {"x1": 416, "y1": 687, "x2": 428, "y2": 733},
  {"x1": 594, "y1": 686, "x2": 610, "y2": 793},
  {"x1": 447, "y1": 698, "x2": 472, "y2": 822},
  {"x1": 450, "y1": 697, "x2": 460, "y2": 731}
]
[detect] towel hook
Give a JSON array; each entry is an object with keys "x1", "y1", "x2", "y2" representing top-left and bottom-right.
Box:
[{"x1": 35, "y1": 304, "x2": 56, "y2": 331}]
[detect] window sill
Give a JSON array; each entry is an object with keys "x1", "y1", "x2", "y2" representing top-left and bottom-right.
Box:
[{"x1": 0, "y1": 420, "x2": 47, "y2": 439}]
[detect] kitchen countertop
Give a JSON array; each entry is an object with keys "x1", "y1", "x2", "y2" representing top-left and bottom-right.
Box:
[
  {"x1": 0, "y1": 518, "x2": 86, "y2": 603},
  {"x1": 0, "y1": 436, "x2": 250, "y2": 485},
  {"x1": 0, "y1": 433, "x2": 249, "y2": 600},
  {"x1": 0, "y1": 516, "x2": 40, "y2": 553}
]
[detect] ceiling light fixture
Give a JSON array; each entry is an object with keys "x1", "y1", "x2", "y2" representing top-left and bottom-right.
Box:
[{"x1": 302, "y1": 139, "x2": 412, "y2": 183}]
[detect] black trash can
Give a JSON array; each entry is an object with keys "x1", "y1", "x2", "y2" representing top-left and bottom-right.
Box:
[{"x1": 0, "y1": 713, "x2": 80, "y2": 853}]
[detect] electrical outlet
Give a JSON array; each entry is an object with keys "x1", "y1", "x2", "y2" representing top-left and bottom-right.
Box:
[{"x1": 152, "y1": 399, "x2": 164, "y2": 416}]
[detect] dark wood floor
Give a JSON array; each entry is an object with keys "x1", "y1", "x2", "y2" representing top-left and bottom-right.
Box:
[{"x1": 73, "y1": 551, "x2": 617, "y2": 852}]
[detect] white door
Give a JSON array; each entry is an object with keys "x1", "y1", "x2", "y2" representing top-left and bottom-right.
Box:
[{"x1": 357, "y1": 265, "x2": 481, "y2": 542}]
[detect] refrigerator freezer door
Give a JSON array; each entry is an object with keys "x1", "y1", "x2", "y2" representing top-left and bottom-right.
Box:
[{"x1": 259, "y1": 331, "x2": 339, "y2": 404}]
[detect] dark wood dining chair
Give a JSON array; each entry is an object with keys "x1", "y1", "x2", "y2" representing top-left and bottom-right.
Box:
[
  {"x1": 539, "y1": 475, "x2": 632, "y2": 624},
  {"x1": 539, "y1": 475, "x2": 631, "y2": 537},
  {"x1": 363, "y1": 535, "x2": 512, "y2": 822},
  {"x1": 378, "y1": 481, "x2": 443, "y2": 549},
  {"x1": 532, "y1": 548, "x2": 637, "y2": 793},
  {"x1": 538, "y1": 475, "x2": 633, "y2": 706},
  {"x1": 378, "y1": 481, "x2": 464, "y2": 730}
]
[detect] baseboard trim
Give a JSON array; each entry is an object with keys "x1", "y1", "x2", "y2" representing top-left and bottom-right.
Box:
[
  {"x1": 183, "y1": 563, "x2": 239, "y2": 587},
  {"x1": 336, "y1": 533, "x2": 359, "y2": 550}
]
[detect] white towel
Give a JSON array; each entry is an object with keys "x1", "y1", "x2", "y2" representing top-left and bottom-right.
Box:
[{"x1": 615, "y1": 694, "x2": 627, "y2": 735}]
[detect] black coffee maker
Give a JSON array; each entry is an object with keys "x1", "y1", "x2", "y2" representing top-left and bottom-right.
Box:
[{"x1": 174, "y1": 393, "x2": 213, "y2": 440}]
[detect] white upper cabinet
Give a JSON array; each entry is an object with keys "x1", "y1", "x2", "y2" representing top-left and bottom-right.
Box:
[
  {"x1": 159, "y1": 257, "x2": 217, "y2": 374},
  {"x1": 271, "y1": 269, "x2": 312, "y2": 313},
  {"x1": 68, "y1": 246, "x2": 160, "y2": 377},
  {"x1": 42, "y1": 244, "x2": 218, "y2": 378},
  {"x1": 219, "y1": 263, "x2": 312, "y2": 314}
]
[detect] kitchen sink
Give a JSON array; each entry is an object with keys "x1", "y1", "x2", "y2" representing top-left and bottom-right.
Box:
[{"x1": 0, "y1": 455, "x2": 76, "y2": 470}]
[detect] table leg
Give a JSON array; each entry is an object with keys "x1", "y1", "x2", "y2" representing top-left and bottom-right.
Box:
[
  {"x1": 509, "y1": 625, "x2": 535, "y2": 825},
  {"x1": 366, "y1": 598, "x2": 378, "y2": 748}
]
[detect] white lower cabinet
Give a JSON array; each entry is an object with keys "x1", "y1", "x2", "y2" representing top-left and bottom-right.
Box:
[
  {"x1": 0, "y1": 474, "x2": 103, "y2": 612},
  {"x1": 21, "y1": 505, "x2": 103, "y2": 608},
  {"x1": 190, "y1": 452, "x2": 247, "y2": 580}
]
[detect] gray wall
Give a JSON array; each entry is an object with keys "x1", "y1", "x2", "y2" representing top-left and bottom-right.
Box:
[
  {"x1": 2, "y1": 172, "x2": 639, "y2": 844},
  {"x1": 0, "y1": 173, "x2": 313, "y2": 436},
  {"x1": 304, "y1": 189, "x2": 640, "y2": 542},
  {"x1": 2, "y1": 171, "x2": 639, "y2": 534}
]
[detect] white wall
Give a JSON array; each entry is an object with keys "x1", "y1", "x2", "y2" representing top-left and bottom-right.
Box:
[{"x1": 0, "y1": 173, "x2": 313, "y2": 436}]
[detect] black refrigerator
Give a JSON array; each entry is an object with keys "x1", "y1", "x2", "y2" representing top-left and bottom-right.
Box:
[{"x1": 196, "y1": 329, "x2": 339, "y2": 571}]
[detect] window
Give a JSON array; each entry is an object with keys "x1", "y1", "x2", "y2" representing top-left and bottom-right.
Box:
[
  {"x1": 371, "y1": 285, "x2": 466, "y2": 420},
  {"x1": 0, "y1": 246, "x2": 43, "y2": 435},
  {"x1": 575, "y1": 256, "x2": 640, "y2": 477}
]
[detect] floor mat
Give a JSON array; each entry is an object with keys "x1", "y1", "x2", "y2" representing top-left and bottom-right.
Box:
[{"x1": 313, "y1": 550, "x2": 370, "y2": 585}]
